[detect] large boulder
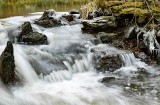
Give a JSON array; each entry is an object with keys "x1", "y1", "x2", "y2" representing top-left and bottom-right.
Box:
[
  {"x1": 82, "y1": 16, "x2": 117, "y2": 33},
  {"x1": 17, "y1": 22, "x2": 47, "y2": 45},
  {"x1": 35, "y1": 9, "x2": 61, "y2": 28},
  {"x1": 0, "y1": 41, "x2": 15, "y2": 84}
]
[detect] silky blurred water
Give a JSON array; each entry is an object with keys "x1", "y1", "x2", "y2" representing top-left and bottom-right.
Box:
[{"x1": 0, "y1": 12, "x2": 159, "y2": 105}]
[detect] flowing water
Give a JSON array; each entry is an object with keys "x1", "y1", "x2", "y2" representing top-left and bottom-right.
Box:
[{"x1": 0, "y1": 12, "x2": 160, "y2": 105}]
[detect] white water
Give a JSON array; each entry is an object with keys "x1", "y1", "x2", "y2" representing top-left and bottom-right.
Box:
[{"x1": 0, "y1": 12, "x2": 159, "y2": 105}]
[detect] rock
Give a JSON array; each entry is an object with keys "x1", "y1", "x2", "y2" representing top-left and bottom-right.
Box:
[
  {"x1": 96, "y1": 54, "x2": 122, "y2": 72},
  {"x1": 69, "y1": 9, "x2": 79, "y2": 14},
  {"x1": 101, "y1": 77, "x2": 115, "y2": 83},
  {"x1": 17, "y1": 22, "x2": 47, "y2": 45},
  {"x1": 127, "y1": 26, "x2": 144, "y2": 40},
  {"x1": 62, "y1": 14, "x2": 75, "y2": 22},
  {"x1": 112, "y1": 40, "x2": 125, "y2": 49},
  {"x1": 97, "y1": 32, "x2": 118, "y2": 43},
  {"x1": 88, "y1": 8, "x2": 106, "y2": 20},
  {"x1": 35, "y1": 9, "x2": 61, "y2": 27},
  {"x1": 0, "y1": 41, "x2": 15, "y2": 84},
  {"x1": 82, "y1": 16, "x2": 117, "y2": 33},
  {"x1": 39, "y1": 9, "x2": 56, "y2": 20},
  {"x1": 156, "y1": 25, "x2": 160, "y2": 43}
]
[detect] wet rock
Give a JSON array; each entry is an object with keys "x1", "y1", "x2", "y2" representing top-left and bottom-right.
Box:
[
  {"x1": 61, "y1": 14, "x2": 75, "y2": 22},
  {"x1": 135, "y1": 52, "x2": 149, "y2": 62},
  {"x1": 156, "y1": 25, "x2": 160, "y2": 43},
  {"x1": 69, "y1": 9, "x2": 79, "y2": 14},
  {"x1": 82, "y1": 16, "x2": 117, "y2": 33},
  {"x1": 17, "y1": 22, "x2": 47, "y2": 45},
  {"x1": 0, "y1": 41, "x2": 15, "y2": 84},
  {"x1": 96, "y1": 55, "x2": 122, "y2": 72},
  {"x1": 35, "y1": 9, "x2": 61, "y2": 27},
  {"x1": 97, "y1": 32, "x2": 118, "y2": 43},
  {"x1": 112, "y1": 40, "x2": 125, "y2": 49},
  {"x1": 101, "y1": 77, "x2": 115, "y2": 83},
  {"x1": 90, "y1": 38, "x2": 101, "y2": 45}
]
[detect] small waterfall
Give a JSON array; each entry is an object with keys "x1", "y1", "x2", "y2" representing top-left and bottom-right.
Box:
[
  {"x1": 119, "y1": 53, "x2": 136, "y2": 67},
  {"x1": 37, "y1": 54, "x2": 90, "y2": 83}
]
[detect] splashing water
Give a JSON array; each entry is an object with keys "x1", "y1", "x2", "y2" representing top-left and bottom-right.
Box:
[{"x1": 0, "y1": 12, "x2": 159, "y2": 105}]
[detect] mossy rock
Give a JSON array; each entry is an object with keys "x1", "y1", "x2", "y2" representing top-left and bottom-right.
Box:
[
  {"x1": 111, "y1": 2, "x2": 144, "y2": 13},
  {"x1": 80, "y1": 1, "x2": 97, "y2": 19},
  {"x1": 104, "y1": 1, "x2": 124, "y2": 7},
  {"x1": 120, "y1": 8, "x2": 149, "y2": 16}
]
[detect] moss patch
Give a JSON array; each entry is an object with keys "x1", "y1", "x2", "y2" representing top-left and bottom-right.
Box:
[{"x1": 120, "y1": 8, "x2": 149, "y2": 16}]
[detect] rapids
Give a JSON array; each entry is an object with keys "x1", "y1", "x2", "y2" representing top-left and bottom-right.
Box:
[{"x1": 0, "y1": 12, "x2": 159, "y2": 105}]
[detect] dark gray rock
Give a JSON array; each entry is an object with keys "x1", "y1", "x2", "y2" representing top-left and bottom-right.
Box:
[
  {"x1": 17, "y1": 22, "x2": 47, "y2": 45},
  {"x1": 97, "y1": 32, "x2": 118, "y2": 43},
  {"x1": 82, "y1": 16, "x2": 117, "y2": 33},
  {"x1": 62, "y1": 14, "x2": 75, "y2": 22},
  {"x1": 0, "y1": 41, "x2": 15, "y2": 84},
  {"x1": 69, "y1": 9, "x2": 79, "y2": 14},
  {"x1": 35, "y1": 9, "x2": 61, "y2": 28},
  {"x1": 127, "y1": 27, "x2": 144, "y2": 40},
  {"x1": 156, "y1": 25, "x2": 160, "y2": 43},
  {"x1": 101, "y1": 77, "x2": 115, "y2": 83},
  {"x1": 96, "y1": 54, "x2": 122, "y2": 72}
]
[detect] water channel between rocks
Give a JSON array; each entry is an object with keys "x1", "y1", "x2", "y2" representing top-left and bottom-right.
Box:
[{"x1": 0, "y1": 12, "x2": 160, "y2": 105}]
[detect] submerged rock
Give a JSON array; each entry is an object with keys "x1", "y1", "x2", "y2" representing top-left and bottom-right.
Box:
[
  {"x1": 101, "y1": 77, "x2": 115, "y2": 83},
  {"x1": 82, "y1": 16, "x2": 117, "y2": 33},
  {"x1": 35, "y1": 9, "x2": 61, "y2": 27},
  {"x1": 17, "y1": 21, "x2": 47, "y2": 45},
  {"x1": 0, "y1": 41, "x2": 15, "y2": 84}
]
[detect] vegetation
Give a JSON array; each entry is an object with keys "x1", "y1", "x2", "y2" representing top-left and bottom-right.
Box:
[
  {"x1": 1, "y1": 0, "x2": 88, "y2": 6},
  {"x1": 0, "y1": 0, "x2": 89, "y2": 18},
  {"x1": 80, "y1": 0, "x2": 160, "y2": 27}
]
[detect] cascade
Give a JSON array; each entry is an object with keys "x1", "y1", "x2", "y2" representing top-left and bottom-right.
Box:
[{"x1": 0, "y1": 12, "x2": 159, "y2": 105}]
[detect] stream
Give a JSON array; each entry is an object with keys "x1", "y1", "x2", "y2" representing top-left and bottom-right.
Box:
[{"x1": 0, "y1": 12, "x2": 160, "y2": 105}]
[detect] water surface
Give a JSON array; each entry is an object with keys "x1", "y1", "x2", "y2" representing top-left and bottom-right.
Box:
[{"x1": 0, "y1": 0, "x2": 86, "y2": 18}]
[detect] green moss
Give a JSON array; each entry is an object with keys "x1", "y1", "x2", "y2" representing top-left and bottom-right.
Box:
[
  {"x1": 111, "y1": 2, "x2": 143, "y2": 13},
  {"x1": 123, "y1": 2, "x2": 143, "y2": 7},
  {"x1": 120, "y1": 8, "x2": 149, "y2": 16},
  {"x1": 105, "y1": 1, "x2": 124, "y2": 7},
  {"x1": 80, "y1": 1, "x2": 97, "y2": 19},
  {"x1": 151, "y1": 7, "x2": 160, "y2": 13}
]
